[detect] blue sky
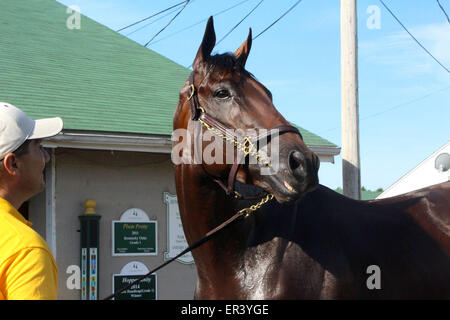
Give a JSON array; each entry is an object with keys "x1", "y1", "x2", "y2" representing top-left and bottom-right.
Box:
[{"x1": 57, "y1": 0, "x2": 450, "y2": 191}]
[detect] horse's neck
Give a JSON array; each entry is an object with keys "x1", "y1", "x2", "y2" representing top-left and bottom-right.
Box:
[
  {"x1": 278, "y1": 186, "x2": 365, "y2": 278},
  {"x1": 177, "y1": 166, "x2": 251, "y2": 270}
]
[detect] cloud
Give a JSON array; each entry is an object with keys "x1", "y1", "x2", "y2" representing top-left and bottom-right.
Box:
[
  {"x1": 359, "y1": 22, "x2": 450, "y2": 77},
  {"x1": 410, "y1": 23, "x2": 450, "y2": 63}
]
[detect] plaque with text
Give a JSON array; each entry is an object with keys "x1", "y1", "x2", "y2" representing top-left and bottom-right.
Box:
[
  {"x1": 112, "y1": 208, "x2": 157, "y2": 256},
  {"x1": 112, "y1": 261, "x2": 157, "y2": 300}
]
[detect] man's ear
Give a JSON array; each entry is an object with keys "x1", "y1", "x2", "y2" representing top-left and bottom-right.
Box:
[
  {"x1": 193, "y1": 16, "x2": 216, "y2": 70},
  {"x1": 2, "y1": 153, "x2": 19, "y2": 176}
]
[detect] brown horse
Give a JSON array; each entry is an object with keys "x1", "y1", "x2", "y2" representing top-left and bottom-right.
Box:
[{"x1": 173, "y1": 17, "x2": 450, "y2": 299}]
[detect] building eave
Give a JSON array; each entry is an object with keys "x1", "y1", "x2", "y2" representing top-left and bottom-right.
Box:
[
  {"x1": 43, "y1": 131, "x2": 341, "y2": 163},
  {"x1": 43, "y1": 131, "x2": 173, "y2": 154},
  {"x1": 309, "y1": 145, "x2": 341, "y2": 164}
]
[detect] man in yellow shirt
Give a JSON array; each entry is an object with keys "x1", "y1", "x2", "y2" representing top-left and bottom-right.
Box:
[{"x1": 0, "y1": 102, "x2": 63, "y2": 299}]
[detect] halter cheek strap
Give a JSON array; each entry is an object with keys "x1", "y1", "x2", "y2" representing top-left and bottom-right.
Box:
[{"x1": 188, "y1": 72, "x2": 202, "y2": 121}]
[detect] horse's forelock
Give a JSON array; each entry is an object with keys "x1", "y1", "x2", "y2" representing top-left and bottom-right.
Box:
[{"x1": 206, "y1": 53, "x2": 254, "y2": 79}]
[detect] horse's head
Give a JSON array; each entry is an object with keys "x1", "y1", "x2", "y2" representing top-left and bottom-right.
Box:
[{"x1": 174, "y1": 17, "x2": 319, "y2": 203}]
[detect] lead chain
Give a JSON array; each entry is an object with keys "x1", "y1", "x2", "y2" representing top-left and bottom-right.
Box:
[
  {"x1": 199, "y1": 118, "x2": 272, "y2": 167},
  {"x1": 198, "y1": 117, "x2": 275, "y2": 217},
  {"x1": 238, "y1": 193, "x2": 275, "y2": 218}
]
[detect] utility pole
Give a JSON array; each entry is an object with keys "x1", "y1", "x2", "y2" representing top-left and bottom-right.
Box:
[{"x1": 341, "y1": 0, "x2": 361, "y2": 200}]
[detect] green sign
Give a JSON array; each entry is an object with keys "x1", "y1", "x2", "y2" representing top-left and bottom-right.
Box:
[
  {"x1": 112, "y1": 221, "x2": 157, "y2": 256},
  {"x1": 112, "y1": 274, "x2": 157, "y2": 300}
]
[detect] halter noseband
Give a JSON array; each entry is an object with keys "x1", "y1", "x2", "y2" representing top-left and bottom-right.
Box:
[{"x1": 187, "y1": 71, "x2": 303, "y2": 198}]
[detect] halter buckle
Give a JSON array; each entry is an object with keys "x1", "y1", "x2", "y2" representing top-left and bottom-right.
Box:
[{"x1": 187, "y1": 84, "x2": 195, "y2": 101}]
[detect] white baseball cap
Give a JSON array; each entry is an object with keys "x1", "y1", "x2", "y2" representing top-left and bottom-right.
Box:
[{"x1": 0, "y1": 102, "x2": 63, "y2": 160}]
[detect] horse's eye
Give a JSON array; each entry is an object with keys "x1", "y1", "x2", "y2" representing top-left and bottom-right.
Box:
[{"x1": 214, "y1": 88, "x2": 231, "y2": 100}]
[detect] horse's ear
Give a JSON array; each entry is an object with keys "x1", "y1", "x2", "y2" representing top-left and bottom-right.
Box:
[
  {"x1": 234, "y1": 28, "x2": 252, "y2": 68},
  {"x1": 193, "y1": 16, "x2": 216, "y2": 68}
]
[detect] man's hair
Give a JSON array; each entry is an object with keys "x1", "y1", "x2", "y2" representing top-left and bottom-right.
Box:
[{"x1": 12, "y1": 140, "x2": 32, "y2": 158}]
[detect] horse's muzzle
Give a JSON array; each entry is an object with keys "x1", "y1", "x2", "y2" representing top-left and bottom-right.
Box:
[{"x1": 255, "y1": 146, "x2": 319, "y2": 203}]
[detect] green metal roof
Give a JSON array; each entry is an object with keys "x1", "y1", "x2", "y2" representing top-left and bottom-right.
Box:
[
  {"x1": 0, "y1": 0, "x2": 337, "y2": 148},
  {"x1": 290, "y1": 124, "x2": 336, "y2": 147}
]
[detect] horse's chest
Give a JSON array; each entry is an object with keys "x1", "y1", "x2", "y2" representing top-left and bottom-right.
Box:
[
  {"x1": 236, "y1": 254, "x2": 275, "y2": 299},
  {"x1": 237, "y1": 240, "x2": 326, "y2": 299}
]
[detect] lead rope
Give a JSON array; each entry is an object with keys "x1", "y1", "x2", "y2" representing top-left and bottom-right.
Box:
[{"x1": 103, "y1": 193, "x2": 274, "y2": 300}]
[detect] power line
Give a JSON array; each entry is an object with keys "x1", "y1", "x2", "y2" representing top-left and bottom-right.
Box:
[
  {"x1": 183, "y1": 0, "x2": 304, "y2": 68},
  {"x1": 319, "y1": 85, "x2": 450, "y2": 134},
  {"x1": 125, "y1": 7, "x2": 181, "y2": 37},
  {"x1": 116, "y1": 0, "x2": 188, "y2": 32},
  {"x1": 378, "y1": 0, "x2": 450, "y2": 74},
  {"x1": 253, "y1": 0, "x2": 303, "y2": 40},
  {"x1": 436, "y1": 0, "x2": 450, "y2": 24},
  {"x1": 149, "y1": 0, "x2": 253, "y2": 46},
  {"x1": 144, "y1": 0, "x2": 191, "y2": 47},
  {"x1": 216, "y1": 0, "x2": 264, "y2": 46},
  {"x1": 359, "y1": 86, "x2": 450, "y2": 121}
]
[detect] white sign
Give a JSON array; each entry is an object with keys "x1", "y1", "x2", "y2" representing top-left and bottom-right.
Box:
[
  {"x1": 163, "y1": 193, "x2": 194, "y2": 264},
  {"x1": 119, "y1": 261, "x2": 150, "y2": 275},
  {"x1": 119, "y1": 208, "x2": 150, "y2": 222}
]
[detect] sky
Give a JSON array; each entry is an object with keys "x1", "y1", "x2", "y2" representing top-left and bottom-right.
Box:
[{"x1": 57, "y1": 0, "x2": 450, "y2": 191}]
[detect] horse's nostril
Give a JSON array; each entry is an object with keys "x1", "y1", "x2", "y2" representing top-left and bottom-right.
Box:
[{"x1": 289, "y1": 150, "x2": 304, "y2": 174}]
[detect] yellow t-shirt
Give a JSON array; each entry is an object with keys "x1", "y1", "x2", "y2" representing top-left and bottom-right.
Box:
[{"x1": 0, "y1": 198, "x2": 58, "y2": 300}]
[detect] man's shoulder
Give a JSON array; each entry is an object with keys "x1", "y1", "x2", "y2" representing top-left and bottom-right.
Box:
[{"x1": 0, "y1": 212, "x2": 51, "y2": 262}]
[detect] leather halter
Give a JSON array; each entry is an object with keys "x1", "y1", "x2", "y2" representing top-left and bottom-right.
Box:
[{"x1": 187, "y1": 71, "x2": 303, "y2": 198}]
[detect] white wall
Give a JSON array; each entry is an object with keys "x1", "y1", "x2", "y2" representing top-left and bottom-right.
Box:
[{"x1": 378, "y1": 142, "x2": 449, "y2": 199}]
